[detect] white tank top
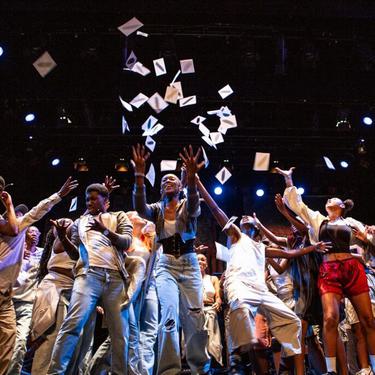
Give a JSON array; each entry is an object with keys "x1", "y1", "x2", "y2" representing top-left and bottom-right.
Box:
[
  {"x1": 203, "y1": 274, "x2": 216, "y2": 302},
  {"x1": 47, "y1": 249, "x2": 76, "y2": 270}
]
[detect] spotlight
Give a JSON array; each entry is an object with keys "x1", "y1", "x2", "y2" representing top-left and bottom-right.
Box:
[
  {"x1": 256, "y1": 189, "x2": 265, "y2": 197},
  {"x1": 74, "y1": 157, "x2": 89, "y2": 172},
  {"x1": 357, "y1": 139, "x2": 367, "y2": 155},
  {"x1": 214, "y1": 186, "x2": 223, "y2": 195},
  {"x1": 114, "y1": 158, "x2": 128, "y2": 172},
  {"x1": 25, "y1": 113, "x2": 35, "y2": 122},
  {"x1": 362, "y1": 116, "x2": 373, "y2": 126},
  {"x1": 51, "y1": 158, "x2": 60, "y2": 167},
  {"x1": 340, "y1": 161, "x2": 349, "y2": 168},
  {"x1": 297, "y1": 187, "x2": 305, "y2": 195},
  {"x1": 0, "y1": 46, "x2": 3, "y2": 57}
]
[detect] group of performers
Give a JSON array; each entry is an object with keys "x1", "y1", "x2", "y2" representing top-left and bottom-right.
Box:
[{"x1": 0, "y1": 144, "x2": 374, "y2": 375}]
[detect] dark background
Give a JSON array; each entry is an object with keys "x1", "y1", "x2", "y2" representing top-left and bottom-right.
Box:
[{"x1": 1, "y1": 1, "x2": 375, "y2": 260}]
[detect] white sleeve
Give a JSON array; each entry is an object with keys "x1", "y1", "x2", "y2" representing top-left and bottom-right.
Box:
[
  {"x1": 283, "y1": 186, "x2": 326, "y2": 244},
  {"x1": 17, "y1": 193, "x2": 62, "y2": 232}
]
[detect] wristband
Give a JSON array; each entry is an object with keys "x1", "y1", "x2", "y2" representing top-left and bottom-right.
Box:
[{"x1": 134, "y1": 173, "x2": 145, "y2": 177}]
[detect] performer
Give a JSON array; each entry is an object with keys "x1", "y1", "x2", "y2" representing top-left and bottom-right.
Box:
[
  {"x1": 0, "y1": 177, "x2": 77, "y2": 375},
  {"x1": 197, "y1": 253, "x2": 223, "y2": 366},
  {"x1": 132, "y1": 144, "x2": 211, "y2": 375},
  {"x1": 278, "y1": 167, "x2": 375, "y2": 374},
  {"x1": 7, "y1": 226, "x2": 42, "y2": 375},
  {"x1": 195, "y1": 174, "x2": 331, "y2": 375},
  {"x1": 47, "y1": 183, "x2": 133, "y2": 375}
]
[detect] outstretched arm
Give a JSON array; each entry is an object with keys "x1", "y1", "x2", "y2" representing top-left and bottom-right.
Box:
[
  {"x1": 274, "y1": 193, "x2": 308, "y2": 235},
  {"x1": 265, "y1": 241, "x2": 331, "y2": 259},
  {"x1": 252, "y1": 213, "x2": 288, "y2": 247},
  {"x1": 196, "y1": 177, "x2": 241, "y2": 243},
  {"x1": 131, "y1": 144, "x2": 156, "y2": 220}
]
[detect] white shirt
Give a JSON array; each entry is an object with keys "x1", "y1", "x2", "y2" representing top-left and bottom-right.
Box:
[
  {"x1": 13, "y1": 246, "x2": 43, "y2": 303},
  {"x1": 225, "y1": 233, "x2": 267, "y2": 293},
  {"x1": 0, "y1": 193, "x2": 61, "y2": 293},
  {"x1": 48, "y1": 246, "x2": 76, "y2": 271}
]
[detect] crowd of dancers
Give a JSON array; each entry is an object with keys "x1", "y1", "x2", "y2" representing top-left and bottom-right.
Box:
[{"x1": 0, "y1": 144, "x2": 374, "y2": 375}]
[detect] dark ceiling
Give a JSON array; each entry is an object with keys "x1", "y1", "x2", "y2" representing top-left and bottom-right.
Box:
[{"x1": 1, "y1": 1, "x2": 375, "y2": 223}]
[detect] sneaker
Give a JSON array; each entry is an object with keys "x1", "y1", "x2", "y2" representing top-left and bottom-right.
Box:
[{"x1": 356, "y1": 368, "x2": 374, "y2": 375}]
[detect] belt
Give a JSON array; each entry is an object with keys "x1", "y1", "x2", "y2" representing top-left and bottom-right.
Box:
[{"x1": 160, "y1": 235, "x2": 194, "y2": 258}]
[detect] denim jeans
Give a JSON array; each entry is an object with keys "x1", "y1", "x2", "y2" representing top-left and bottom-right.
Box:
[
  {"x1": 7, "y1": 301, "x2": 33, "y2": 375},
  {"x1": 156, "y1": 253, "x2": 210, "y2": 375},
  {"x1": 48, "y1": 267, "x2": 128, "y2": 375},
  {"x1": 139, "y1": 281, "x2": 158, "y2": 375}
]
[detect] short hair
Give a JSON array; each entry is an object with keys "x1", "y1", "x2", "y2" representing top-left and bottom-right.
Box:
[
  {"x1": 85, "y1": 183, "x2": 109, "y2": 199},
  {"x1": 0, "y1": 176, "x2": 5, "y2": 189},
  {"x1": 15, "y1": 204, "x2": 29, "y2": 216}
]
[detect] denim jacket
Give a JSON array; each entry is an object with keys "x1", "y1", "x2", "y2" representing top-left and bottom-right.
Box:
[{"x1": 132, "y1": 184, "x2": 200, "y2": 243}]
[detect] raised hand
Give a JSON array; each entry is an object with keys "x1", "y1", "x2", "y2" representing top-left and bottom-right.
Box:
[
  {"x1": 57, "y1": 177, "x2": 78, "y2": 198},
  {"x1": 0, "y1": 191, "x2": 13, "y2": 209},
  {"x1": 50, "y1": 219, "x2": 70, "y2": 240},
  {"x1": 275, "y1": 194, "x2": 287, "y2": 214},
  {"x1": 194, "y1": 244, "x2": 209, "y2": 253},
  {"x1": 131, "y1": 144, "x2": 150, "y2": 175},
  {"x1": 275, "y1": 167, "x2": 295, "y2": 178},
  {"x1": 179, "y1": 145, "x2": 205, "y2": 178},
  {"x1": 352, "y1": 227, "x2": 368, "y2": 243},
  {"x1": 252, "y1": 212, "x2": 261, "y2": 227},
  {"x1": 103, "y1": 176, "x2": 120, "y2": 194},
  {"x1": 314, "y1": 241, "x2": 332, "y2": 253},
  {"x1": 366, "y1": 225, "x2": 375, "y2": 235}
]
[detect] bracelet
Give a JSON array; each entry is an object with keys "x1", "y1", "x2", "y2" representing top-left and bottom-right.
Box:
[{"x1": 134, "y1": 173, "x2": 145, "y2": 177}]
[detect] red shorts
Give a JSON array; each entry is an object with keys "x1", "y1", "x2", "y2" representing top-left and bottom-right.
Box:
[{"x1": 317, "y1": 258, "x2": 369, "y2": 297}]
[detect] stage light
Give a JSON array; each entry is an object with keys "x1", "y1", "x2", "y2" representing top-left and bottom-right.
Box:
[
  {"x1": 0, "y1": 47, "x2": 4, "y2": 57},
  {"x1": 214, "y1": 186, "x2": 223, "y2": 195},
  {"x1": 51, "y1": 158, "x2": 60, "y2": 167},
  {"x1": 114, "y1": 158, "x2": 128, "y2": 172},
  {"x1": 297, "y1": 187, "x2": 305, "y2": 195},
  {"x1": 363, "y1": 116, "x2": 373, "y2": 126},
  {"x1": 340, "y1": 161, "x2": 349, "y2": 168},
  {"x1": 74, "y1": 158, "x2": 89, "y2": 172},
  {"x1": 25, "y1": 113, "x2": 35, "y2": 122},
  {"x1": 256, "y1": 189, "x2": 264, "y2": 197},
  {"x1": 357, "y1": 139, "x2": 367, "y2": 155}
]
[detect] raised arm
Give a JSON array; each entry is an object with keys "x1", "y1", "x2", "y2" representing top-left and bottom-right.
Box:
[
  {"x1": 131, "y1": 144, "x2": 156, "y2": 220},
  {"x1": 18, "y1": 177, "x2": 78, "y2": 232},
  {"x1": 252, "y1": 213, "x2": 288, "y2": 247},
  {"x1": 179, "y1": 145, "x2": 205, "y2": 217},
  {"x1": 196, "y1": 177, "x2": 241, "y2": 243},
  {"x1": 274, "y1": 194, "x2": 308, "y2": 235},
  {"x1": 0, "y1": 192, "x2": 18, "y2": 236}
]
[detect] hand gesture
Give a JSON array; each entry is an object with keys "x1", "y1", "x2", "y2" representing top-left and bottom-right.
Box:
[
  {"x1": 366, "y1": 225, "x2": 375, "y2": 235},
  {"x1": 194, "y1": 244, "x2": 209, "y2": 253},
  {"x1": 179, "y1": 145, "x2": 205, "y2": 178},
  {"x1": 275, "y1": 167, "x2": 295, "y2": 179},
  {"x1": 57, "y1": 177, "x2": 78, "y2": 198},
  {"x1": 314, "y1": 241, "x2": 332, "y2": 253},
  {"x1": 131, "y1": 144, "x2": 150, "y2": 175},
  {"x1": 50, "y1": 219, "x2": 70, "y2": 240},
  {"x1": 87, "y1": 215, "x2": 107, "y2": 234},
  {"x1": 103, "y1": 176, "x2": 120, "y2": 194},
  {"x1": 352, "y1": 227, "x2": 368, "y2": 243},
  {"x1": 275, "y1": 194, "x2": 287, "y2": 214},
  {"x1": 252, "y1": 212, "x2": 261, "y2": 227},
  {"x1": 212, "y1": 298, "x2": 222, "y2": 312},
  {"x1": 0, "y1": 191, "x2": 13, "y2": 209}
]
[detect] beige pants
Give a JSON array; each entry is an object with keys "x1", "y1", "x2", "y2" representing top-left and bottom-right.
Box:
[{"x1": 0, "y1": 292, "x2": 16, "y2": 375}]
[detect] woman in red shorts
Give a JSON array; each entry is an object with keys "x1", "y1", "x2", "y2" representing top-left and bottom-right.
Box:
[{"x1": 276, "y1": 167, "x2": 375, "y2": 375}]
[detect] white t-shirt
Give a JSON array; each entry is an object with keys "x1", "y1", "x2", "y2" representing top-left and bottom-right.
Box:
[
  {"x1": 268, "y1": 263, "x2": 294, "y2": 299},
  {"x1": 48, "y1": 247, "x2": 76, "y2": 270},
  {"x1": 225, "y1": 234, "x2": 267, "y2": 294}
]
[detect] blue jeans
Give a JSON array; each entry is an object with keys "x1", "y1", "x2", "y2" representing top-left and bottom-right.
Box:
[
  {"x1": 48, "y1": 267, "x2": 128, "y2": 375},
  {"x1": 139, "y1": 281, "x2": 158, "y2": 375},
  {"x1": 156, "y1": 253, "x2": 210, "y2": 375}
]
